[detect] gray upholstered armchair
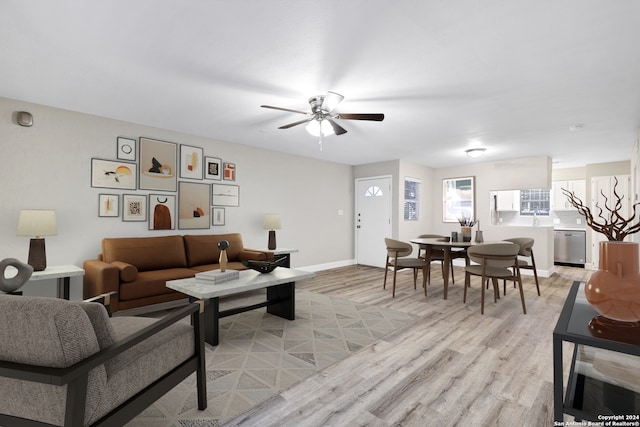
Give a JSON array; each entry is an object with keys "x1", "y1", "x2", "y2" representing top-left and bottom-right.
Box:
[{"x1": 0, "y1": 293, "x2": 207, "y2": 426}]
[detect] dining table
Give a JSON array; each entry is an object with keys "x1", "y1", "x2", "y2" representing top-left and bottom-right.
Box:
[{"x1": 409, "y1": 237, "x2": 477, "y2": 300}]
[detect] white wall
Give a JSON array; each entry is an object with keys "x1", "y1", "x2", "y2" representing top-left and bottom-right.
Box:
[{"x1": 0, "y1": 97, "x2": 355, "y2": 298}]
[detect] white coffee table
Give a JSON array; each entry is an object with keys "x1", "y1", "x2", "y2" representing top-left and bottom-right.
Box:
[{"x1": 167, "y1": 267, "x2": 314, "y2": 345}]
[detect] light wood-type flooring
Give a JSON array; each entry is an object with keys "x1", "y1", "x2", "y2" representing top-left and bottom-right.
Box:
[{"x1": 224, "y1": 263, "x2": 590, "y2": 427}]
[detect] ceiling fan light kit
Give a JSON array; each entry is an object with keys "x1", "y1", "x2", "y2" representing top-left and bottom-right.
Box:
[
  {"x1": 305, "y1": 119, "x2": 335, "y2": 137},
  {"x1": 261, "y1": 91, "x2": 384, "y2": 150}
]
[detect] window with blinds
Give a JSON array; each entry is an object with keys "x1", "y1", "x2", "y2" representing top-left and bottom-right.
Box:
[
  {"x1": 520, "y1": 188, "x2": 550, "y2": 216},
  {"x1": 404, "y1": 177, "x2": 420, "y2": 220}
]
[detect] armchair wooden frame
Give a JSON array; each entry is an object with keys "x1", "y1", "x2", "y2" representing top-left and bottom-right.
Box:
[{"x1": 0, "y1": 296, "x2": 207, "y2": 427}]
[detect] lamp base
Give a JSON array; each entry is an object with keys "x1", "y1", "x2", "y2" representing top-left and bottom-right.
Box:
[
  {"x1": 27, "y1": 238, "x2": 47, "y2": 271},
  {"x1": 268, "y1": 230, "x2": 277, "y2": 250}
]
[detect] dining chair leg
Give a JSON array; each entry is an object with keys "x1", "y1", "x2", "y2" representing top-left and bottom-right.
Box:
[
  {"x1": 531, "y1": 252, "x2": 541, "y2": 296},
  {"x1": 480, "y1": 275, "x2": 485, "y2": 315},
  {"x1": 383, "y1": 255, "x2": 389, "y2": 290},
  {"x1": 392, "y1": 268, "x2": 397, "y2": 298},
  {"x1": 413, "y1": 269, "x2": 417, "y2": 290},
  {"x1": 450, "y1": 259, "x2": 455, "y2": 285},
  {"x1": 463, "y1": 272, "x2": 469, "y2": 303},
  {"x1": 422, "y1": 264, "x2": 428, "y2": 297},
  {"x1": 516, "y1": 269, "x2": 527, "y2": 314}
]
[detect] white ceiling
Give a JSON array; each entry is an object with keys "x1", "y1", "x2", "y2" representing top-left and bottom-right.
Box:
[{"x1": 2, "y1": 1, "x2": 640, "y2": 168}]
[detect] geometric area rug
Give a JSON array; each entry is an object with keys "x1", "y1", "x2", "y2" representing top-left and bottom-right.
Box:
[{"x1": 125, "y1": 290, "x2": 418, "y2": 426}]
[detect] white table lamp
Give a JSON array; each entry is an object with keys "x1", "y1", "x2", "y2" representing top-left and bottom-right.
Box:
[{"x1": 16, "y1": 209, "x2": 57, "y2": 271}]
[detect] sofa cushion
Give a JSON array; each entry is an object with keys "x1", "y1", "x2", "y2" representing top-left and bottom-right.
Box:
[
  {"x1": 184, "y1": 233, "x2": 245, "y2": 267},
  {"x1": 119, "y1": 268, "x2": 196, "y2": 301},
  {"x1": 102, "y1": 236, "x2": 188, "y2": 271},
  {"x1": 111, "y1": 261, "x2": 138, "y2": 282}
]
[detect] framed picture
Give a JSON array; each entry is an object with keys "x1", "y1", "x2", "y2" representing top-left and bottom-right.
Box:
[
  {"x1": 204, "y1": 156, "x2": 222, "y2": 180},
  {"x1": 178, "y1": 181, "x2": 211, "y2": 229},
  {"x1": 223, "y1": 162, "x2": 236, "y2": 181},
  {"x1": 179, "y1": 144, "x2": 204, "y2": 180},
  {"x1": 149, "y1": 194, "x2": 176, "y2": 230},
  {"x1": 139, "y1": 137, "x2": 177, "y2": 191},
  {"x1": 212, "y1": 207, "x2": 225, "y2": 226},
  {"x1": 91, "y1": 158, "x2": 137, "y2": 190},
  {"x1": 443, "y1": 176, "x2": 475, "y2": 222},
  {"x1": 117, "y1": 137, "x2": 136, "y2": 161},
  {"x1": 212, "y1": 183, "x2": 239, "y2": 207},
  {"x1": 98, "y1": 194, "x2": 119, "y2": 217},
  {"x1": 122, "y1": 194, "x2": 147, "y2": 221}
]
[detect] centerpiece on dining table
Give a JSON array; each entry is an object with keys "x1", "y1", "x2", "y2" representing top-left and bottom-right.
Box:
[{"x1": 458, "y1": 216, "x2": 478, "y2": 242}]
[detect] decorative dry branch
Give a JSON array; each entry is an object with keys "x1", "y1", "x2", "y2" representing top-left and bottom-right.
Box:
[{"x1": 561, "y1": 177, "x2": 640, "y2": 241}]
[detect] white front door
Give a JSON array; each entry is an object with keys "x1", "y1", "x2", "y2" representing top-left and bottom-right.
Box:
[{"x1": 355, "y1": 176, "x2": 392, "y2": 267}]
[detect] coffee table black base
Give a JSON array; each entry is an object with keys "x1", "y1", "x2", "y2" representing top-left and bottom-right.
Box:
[{"x1": 195, "y1": 281, "x2": 295, "y2": 346}]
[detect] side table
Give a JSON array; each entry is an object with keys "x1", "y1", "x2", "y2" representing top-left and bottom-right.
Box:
[
  {"x1": 262, "y1": 248, "x2": 299, "y2": 268},
  {"x1": 27, "y1": 265, "x2": 85, "y2": 300},
  {"x1": 553, "y1": 281, "x2": 640, "y2": 422}
]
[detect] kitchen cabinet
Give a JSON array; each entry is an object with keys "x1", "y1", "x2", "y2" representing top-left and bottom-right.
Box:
[
  {"x1": 552, "y1": 180, "x2": 585, "y2": 210},
  {"x1": 496, "y1": 190, "x2": 519, "y2": 211}
]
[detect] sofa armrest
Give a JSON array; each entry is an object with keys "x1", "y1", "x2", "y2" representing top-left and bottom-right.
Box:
[
  {"x1": 239, "y1": 249, "x2": 273, "y2": 262},
  {"x1": 83, "y1": 260, "x2": 120, "y2": 311}
]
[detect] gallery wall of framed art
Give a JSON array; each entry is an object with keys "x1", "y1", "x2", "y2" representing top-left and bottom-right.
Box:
[{"x1": 91, "y1": 136, "x2": 238, "y2": 230}]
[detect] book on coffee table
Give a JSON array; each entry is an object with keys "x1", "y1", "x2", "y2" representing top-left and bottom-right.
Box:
[{"x1": 195, "y1": 269, "x2": 239, "y2": 284}]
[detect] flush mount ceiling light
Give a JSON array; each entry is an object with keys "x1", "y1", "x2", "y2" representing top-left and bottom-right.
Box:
[{"x1": 465, "y1": 148, "x2": 486, "y2": 158}]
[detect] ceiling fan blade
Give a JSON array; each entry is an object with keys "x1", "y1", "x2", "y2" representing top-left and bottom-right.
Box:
[
  {"x1": 321, "y1": 92, "x2": 344, "y2": 112},
  {"x1": 336, "y1": 113, "x2": 385, "y2": 121},
  {"x1": 261, "y1": 105, "x2": 309, "y2": 115},
  {"x1": 327, "y1": 119, "x2": 348, "y2": 135},
  {"x1": 278, "y1": 118, "x2": 311, "y2": 129}
]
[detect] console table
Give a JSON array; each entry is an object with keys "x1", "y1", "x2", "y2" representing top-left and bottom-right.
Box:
[
  {"x1": 27, "y1": 265, "x2": 85, "y2": 299},
  {"x1": 553, "y1": 281, "x2": 640, "y2": 422}
]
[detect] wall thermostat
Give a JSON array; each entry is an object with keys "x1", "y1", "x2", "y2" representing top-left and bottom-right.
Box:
[{"x1": 17, "y1": 111, "x2": 33, "y2": 127}]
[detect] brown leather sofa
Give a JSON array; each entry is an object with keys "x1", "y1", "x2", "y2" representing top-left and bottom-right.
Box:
[{"x1": 83, "y1": 233, "x2": 272, "y2": 313}]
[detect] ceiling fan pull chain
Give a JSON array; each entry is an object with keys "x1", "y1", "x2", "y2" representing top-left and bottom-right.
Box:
[{"x1": 319, "y1": 132, "x2": 324, "y2": 151}]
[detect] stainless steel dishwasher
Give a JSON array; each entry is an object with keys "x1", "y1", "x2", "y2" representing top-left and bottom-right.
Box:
[{"x1": 554, "y1": 229, "x2": 586, "y2": 266}]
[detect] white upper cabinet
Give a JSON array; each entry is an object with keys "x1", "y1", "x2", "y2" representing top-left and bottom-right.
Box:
[
  {"x1": 552, "y1": 180, "x2": 586, "y2": 211},
  {"x1": 496, "y1": 190, "x2": 520, "y2": 211}
]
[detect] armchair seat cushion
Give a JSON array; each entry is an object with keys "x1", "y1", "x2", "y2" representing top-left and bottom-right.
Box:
[{"x1": 119, "y1": 268, "x2": 196, "y2": 301}]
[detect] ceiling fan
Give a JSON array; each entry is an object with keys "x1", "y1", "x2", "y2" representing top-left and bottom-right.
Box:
[{"x1": 261, "y1": 91, "x2": 384, "y2": 149}]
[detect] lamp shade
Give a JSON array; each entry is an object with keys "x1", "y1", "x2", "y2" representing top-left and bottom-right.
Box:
[
  {"x1": 16, "y1": 210, "x2": 58, "y2": 237},
  {"x1": 263, "y1": 214, "x2": 281, "y2": 230}
]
